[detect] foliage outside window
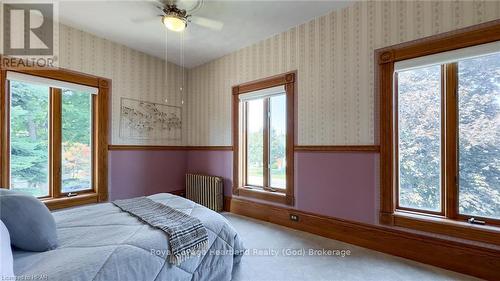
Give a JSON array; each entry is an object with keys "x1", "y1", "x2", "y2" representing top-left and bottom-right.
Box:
[
  {"x1": 10, "y1": 81, "x2": 50, "y2": 197},
  {"x1": 244, "y1": 94, "x2": 287, "y2": 190},
  {"x1": 61, "y1": 89, "x2": 93, "y2": 193},
  {"x1": 396, "y1": 52, "x2": 500, "y2": 223},
  {"x1": 9, "y1": 82, "x2": 94, "y2": 197},
  {"x1": 457, "y1": 55, "x2": 500, "y2": 219}
]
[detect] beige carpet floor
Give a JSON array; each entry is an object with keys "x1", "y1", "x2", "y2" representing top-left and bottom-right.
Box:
[{"x1": 224, "y1": 213, "x2": 480, "y2": 281}]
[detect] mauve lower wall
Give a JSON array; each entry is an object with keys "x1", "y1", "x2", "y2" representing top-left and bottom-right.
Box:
[
  {"x1": 185, "y1": 150, "x2": 378, "y2": 225},
  {"x1": 108, "y1": 150, "x2": 187, "y2": 200},
  {"x1": 108, "y1": 149, "x2": 377, "y2": 224},
  {"x1": 186, "y1": 150, "x2": 234, "y2": 197},
  {"x1": 295, "y1": 152, "x2": 378, "y2": 224}
]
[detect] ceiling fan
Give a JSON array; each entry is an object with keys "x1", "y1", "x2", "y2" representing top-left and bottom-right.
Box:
[{"x1": 145, "y1": 0, "x2": 223, "y2": 32}]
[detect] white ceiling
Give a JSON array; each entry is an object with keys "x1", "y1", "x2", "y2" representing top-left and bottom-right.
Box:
[{"x1": 59, "y1": 0, "x2": 352, "y2": 68}]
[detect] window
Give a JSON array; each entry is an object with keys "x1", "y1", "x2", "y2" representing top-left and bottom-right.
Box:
[
  {"x1": 10, "y1": 81, "x2": 51, "y2": 197},
  {"x1": 9, "y1": 78, "x2": 95, "y2": 198},
  {"x1": 1, "y1": 66, "x2": 109, "y2": 210},
  {"x1": 269, "y1": 95, "x2": 287, "y2": 189},
  {"x1": 394, "y1": 46, "x2": 500, "y2": 223},
  {"x1": 243, "y1": 90, "x2": 287, "y2": 191},
  {"x1": 397, "y1": 65, "x2": 442, "y2": 214},
  {"x1": 378, "y1": 22, "x2": 500, "y2": 245},
  {"x1": 232, "y1": 72, "x2": 295, "y2": 205},
  {"x1": 457, "y1": 54, "x2": 500, "y2": 220},
  {"x1": 246, "y1": 98, "x2": 265, "y2": 187},
  {"x1": 61, "y1": 89, "x2": 93, "y2": 193}
]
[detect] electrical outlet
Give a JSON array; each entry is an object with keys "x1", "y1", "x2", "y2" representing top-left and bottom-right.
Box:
[{"x1": 290, "y1": 214, "x2": 299, "y2": 222}]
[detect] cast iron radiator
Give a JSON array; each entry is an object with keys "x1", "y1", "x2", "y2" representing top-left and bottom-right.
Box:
[{"x1": 186, "y1": 174, "x2": 224, "y2": 212}]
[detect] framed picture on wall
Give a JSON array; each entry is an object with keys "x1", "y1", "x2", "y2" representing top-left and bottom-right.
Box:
[{"x1": 119, "y1": 97, "x2": 182, "y2": 140}]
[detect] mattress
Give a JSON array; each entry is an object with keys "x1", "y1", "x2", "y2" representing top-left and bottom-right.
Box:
[{"x1": 13, "y1": 193, "x2": 244, "y2": 281}]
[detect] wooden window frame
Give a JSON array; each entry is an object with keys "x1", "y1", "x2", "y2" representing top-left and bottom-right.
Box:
[
  {"x1": 0, "y1": 57, "x2": 110, "y2": 210},
  {"x1": 377, "y1": 19, "x2": 500, "y2": 245},
  {"x1": 232, "y1": 71, "x2": 296, "y2": 205}
]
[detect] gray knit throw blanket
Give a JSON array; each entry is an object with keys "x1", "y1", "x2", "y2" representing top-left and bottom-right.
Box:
[{"x1": 112, "y1": 197, "x2": 209, "y2": 265}]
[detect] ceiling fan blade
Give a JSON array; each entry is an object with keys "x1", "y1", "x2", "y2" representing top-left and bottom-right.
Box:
[
  {"x1": 190, "y1": 16, "x2": 223, "y2": 30},
  {"x1": 178, "y1": 0, "x2": 203, "y2": 13}
]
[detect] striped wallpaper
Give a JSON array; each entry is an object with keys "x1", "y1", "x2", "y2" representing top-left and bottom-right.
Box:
[
  {"x1": 58, "y1": 24, "x2": 187, "y2": 145},
  {"x1": 35, "y1": 1, "x2": 500, "y2": 146},
  {"x1": 186, "y1": 0, "x2": 500, "y2": 146}
]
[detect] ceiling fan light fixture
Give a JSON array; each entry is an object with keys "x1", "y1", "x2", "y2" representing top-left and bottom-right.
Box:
[{"x1": 162, "y1": 15, "x2": 187, "y2": 32}]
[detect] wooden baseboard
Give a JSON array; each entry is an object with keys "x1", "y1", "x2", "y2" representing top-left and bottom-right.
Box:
[
  {"x1": 223, "y1": 196, "x2": 232, "y2": 212},
  {"x1": 225, "y1": 196, "x2": 500, "y2": 281}
]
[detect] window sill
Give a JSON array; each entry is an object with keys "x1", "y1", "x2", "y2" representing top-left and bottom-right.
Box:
[
  {"x1": 391, "y1": 211, "x2": 500, "y2": 246},
  {"x1": 42, "y1": 193, "x2": 99, "y2": 210},
  {"x1": 237, "y1": 187, "x2": 291, "y2": 205}
]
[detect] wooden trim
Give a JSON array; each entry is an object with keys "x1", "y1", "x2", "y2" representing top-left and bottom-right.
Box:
[
  {"x1": 108, "y1": 145, "x2": 381, "y2": 153},
  {"x1": 378, "y1": 60, "x2": 395, "y2": 225},
  {"x1": 0, "y1": 64, "x2": 109, "y2": 207},
  {"x1": 223, "y1": 196, "x2": 231, "y2": 212},
  {"x1": 232, "y1": 71, "x2": 296, "y2": 205},
  {"x1": 377, "y1": 20, "x2": 500, "y2": 237},
  {"x1": 393, "y1": 211, "x2": 500, "y2": 246},
  {"x1": 44, "y1": 189, "x2": 185, "y2": 211},
  {"x1": 375, "y1": 19, "x2": 500, "y2": 64},
  {"x1": 456, "y1": 213, "x2": 500, "y2": 227},
  {"x1": 43, "y1": 193, "x2": 98, "y2": 210},
  {"x1": 50, "y1": 88, "x2": 62, "y2": 198},
  {"x1": 184, "y1": 146, "x2": 232, "y2": 151},
  {"x1": 243, "y1": 102, "x2": 249, "y2": 186},
  {"x1": 294, "y1": 145, "x2": 380, "y2": 152},
  {"x1": 0, "y1": 56, "x2": 101, "y2": 88},
  {"x1": 263, "y1": 98, "x2": 270, "y2": 188},
  {"x1": 439, "y1": 65, "x2": 447, "y2": 216},
  {"x1": 236, "y1": 187, "x2": 287, "y2": 205},
  {"x1": 107, "y1": 145, "x2": 233, "y2": 151},
  {"x1": 232, "y1": 92, "x2": 240, "y2": 196},
  {"x1": 96, "y1": 79, "x2": 109, "y2": 202},
  {"x1": 233, "y1": 72, "x2": 295, "y2": 94},
  {"x1": 285, "y1": 82, "x2": 295, "y2": 205},
  {"x1": 0, "y1": 71, "x2": 9, "y2": 188},
  {"x1": 91, "y1": 95, "x2": 98, "y2": 194},
  {"x1": 444, "y1": 63, "x2": 458, "y2": 219},
  {"x1": 226, "y1": 197, "x2": 500, "y2": 281}
]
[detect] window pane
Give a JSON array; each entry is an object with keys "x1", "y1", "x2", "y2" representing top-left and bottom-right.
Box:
[
  {"x1": 458, "y1": 53, "x2": 500, "y2": 220},
  {"x1": 397, "y1": 65, "x2": 442, "y2": 212},
  {"x1": 61, "y1": 89, "x2": 93, "y2": 193},
  {"x1": 9, "y1": 81, "x2": 50, "y2": 197},
  {"x1": 246, "y1": 99, "x2": 264, "y2": 186},
  {"x1": 269, "y1": 95, "x2": 286, "y2": 189}
]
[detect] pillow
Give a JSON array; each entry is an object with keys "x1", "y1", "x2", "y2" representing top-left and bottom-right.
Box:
[
  {"x1": 0, "y1": 220, "x2": 14, "y2": 278},
  {"x1": 0, "y1": 189, "x2": 58, "y2": 251}
]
